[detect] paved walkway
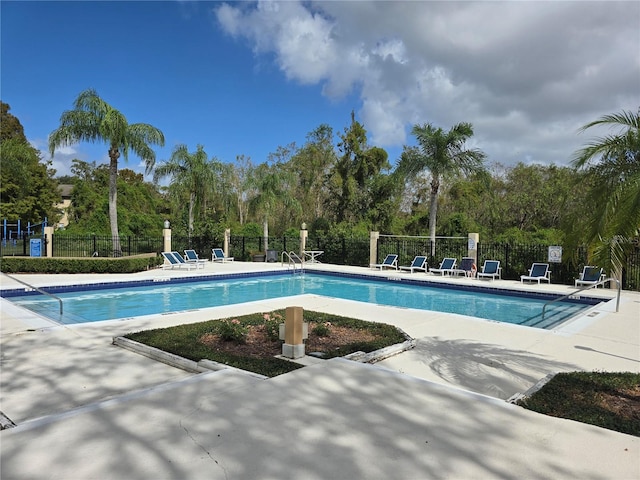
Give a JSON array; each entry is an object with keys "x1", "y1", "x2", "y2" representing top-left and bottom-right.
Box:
[{"x1": 1, "y1": 263, "x2": 638, "y2": 479}]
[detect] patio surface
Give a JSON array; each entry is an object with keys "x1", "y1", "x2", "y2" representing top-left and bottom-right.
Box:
[{"x1": 1, "y1": 261, "x2": 638, "y2": 479}]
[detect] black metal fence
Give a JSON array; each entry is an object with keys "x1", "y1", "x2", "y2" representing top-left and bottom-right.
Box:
[
  {"x1": 51, "y1": 235, "x2": 162, "y2": 257},
  {"x1": 376, "y1": 236, "x2": 640, "y2": 290},
  {"x1": 0, "y1": 235, "x2": 43, "y2": 257},
  {"x1": 624, "y1": 246, "x2": 640, "y2": 291},
  {"x1": 2, "y1": 232, "x2": 638, "y2": 291}
]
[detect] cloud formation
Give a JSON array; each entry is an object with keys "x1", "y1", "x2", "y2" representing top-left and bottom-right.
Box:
[{"x1": 215, "y1": 1, "x2": 639, "y2": 165}]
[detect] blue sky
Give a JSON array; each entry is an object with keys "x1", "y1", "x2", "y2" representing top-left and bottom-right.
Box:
[{"x1": 2, "y1": 1, "x2": 638, "y2": 180}]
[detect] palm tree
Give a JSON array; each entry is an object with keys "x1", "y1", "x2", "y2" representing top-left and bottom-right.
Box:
[
  {"x1": 571, "y1": 108, "x2": 640, "y2": 275},
  {"x1": 49, "y1": 89, "x2": 164, "y2": 255},
  {"x1": 153, "y1": 144, "x2": 220, "y2": 236},
  {"x1": 397, "y1": 122, "x2": 486, "y2": 254}
]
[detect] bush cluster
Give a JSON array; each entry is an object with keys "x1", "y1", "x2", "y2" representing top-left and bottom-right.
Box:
[
  {"x1": 217, "y1": 319, "x2": 249, "y2": 344},
  {"x1": 0, "y1": 255, "x2": 162, "y2": 274}
]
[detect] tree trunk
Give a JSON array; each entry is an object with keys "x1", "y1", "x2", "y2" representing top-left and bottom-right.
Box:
[
  {"x1": 263, "y1": 217, "x2": 269, "y2": 252},
  {"x1": 108, "y1": 145, "x2": 121, "y2": 256},
  {"x1": 428, "y1": 176, "x2": 440, "y2": 256},
  {"x1": 188, "y1": 191, "x2": 195, "y2": 237}
]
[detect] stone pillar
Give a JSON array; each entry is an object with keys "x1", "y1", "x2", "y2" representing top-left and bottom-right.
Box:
[
  {"x1": 224, "y1": 228, "x2": 231, "y2": 257},
  {"x1": 163, "y1": 226, "x2": 171, "y2": 253},
  {"x1": 468, "y1": 233, "x2": 479, "y2": 265},
  {"x1": 44, "y1": 226, "x2": 54, "y2": 258},
  {"x1": 369, "y1": 231, "x2": 379, "y2": 267},
  {"x1": 282, "y1": 306, "x2": 307, "y2": 359}
]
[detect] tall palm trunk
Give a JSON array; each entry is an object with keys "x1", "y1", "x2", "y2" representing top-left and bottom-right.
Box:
[
  {"x1": 428, "y1": 176, "x2": 440, "y2": 256},
  {"x1": 188, "y1": 191, "x2": 195, "y2": 238},
  {"x1": 108, "y1": 145, "x2": 121, "y2": 256},
  {"x1": 263, "y1": 217, "x2": 269, "y2": 252}
]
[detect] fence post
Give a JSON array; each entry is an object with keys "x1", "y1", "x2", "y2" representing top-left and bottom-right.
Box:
[
  {"x1": 369, "y1": 231, "x2": 379, "y2": 266},
  {"x1": 468, "y1": 233, "x2": 479, "y2": 267},
  {"x1": 300, "y1": 224, "x2": 308, "y2": 257},
  {"x1": 224, "y1": 229, "x2": 231, "y2": 257},
  {"x1": 44, "y1": 226, "x2": 54, "y2": 257},
  {"x1": 163, "y1": 223, "x2": 172, "y2": 253}
]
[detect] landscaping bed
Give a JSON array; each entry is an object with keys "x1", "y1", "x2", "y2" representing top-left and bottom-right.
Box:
[
  {"x1": 517, "y1": 371, "x2": 640, "y2": 436},
  {"x1": 124, "y1": 310, "x2": 410, "y2": 377}
]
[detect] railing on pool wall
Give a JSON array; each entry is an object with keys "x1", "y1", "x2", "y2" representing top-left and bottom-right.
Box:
[
  {"x1": 281, "y1": 251, "x2": 303, "y2": 274},
  {"x1": 1, "y1": 272, "x2": 63, "y2": 315},
  {"x1": 541, "y1": 277, "x2": 620, "y2": 321}
]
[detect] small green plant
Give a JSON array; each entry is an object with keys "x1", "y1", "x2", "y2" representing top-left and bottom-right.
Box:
[
  {"x1": 262, "y1": 312, "x2": 283, "y2": 341},
  {"x1": 217, "y1": 318, "x2": 248, "y2": 344},
  {"x1": 313, "y1": 321, "x2": 332, "y2": 337}
]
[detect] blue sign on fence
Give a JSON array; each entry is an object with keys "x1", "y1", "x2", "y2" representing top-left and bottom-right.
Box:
[{"x1": 30, "y1": 239, "x2": 42, "y2": 257}]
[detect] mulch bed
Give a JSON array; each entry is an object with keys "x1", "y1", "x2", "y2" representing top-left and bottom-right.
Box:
[{"x1": 199, "y1": 323, "x2": 377, "y2": 358}]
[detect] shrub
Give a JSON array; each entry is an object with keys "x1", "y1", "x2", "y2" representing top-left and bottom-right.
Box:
[
  {"x1": 313, "y1": 321, "x2": 332, "y2": 337},
  {"x1": 217, "y1": 319, "x2": 248, "y2": 344},
  {"x1": 0, "y1": 255, "x2": 162, "y2": 274},
  {"x1": 262, "y1": 312, "x2": 283, "y2": 341}
]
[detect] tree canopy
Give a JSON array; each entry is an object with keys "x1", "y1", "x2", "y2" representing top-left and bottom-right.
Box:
[
  {"x1": 570, "y1": 108, "x2": 640, "y2": 273},
  {"x1": 0, "y1": 102, "x2": 60, "y2": 224}
]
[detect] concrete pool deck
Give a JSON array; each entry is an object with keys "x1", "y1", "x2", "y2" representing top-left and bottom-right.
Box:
[{"x1": 1, "y1": 262, "x2": 638, "y2": 479}]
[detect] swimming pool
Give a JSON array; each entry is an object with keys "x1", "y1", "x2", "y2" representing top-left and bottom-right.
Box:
[{"x1": 2, "y1": 271, "x2": 601, "y2": 329}]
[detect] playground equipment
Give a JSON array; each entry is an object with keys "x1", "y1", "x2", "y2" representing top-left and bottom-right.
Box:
[
  {"x1": 2, "y1": 218, "x2": 47, "y2": 244},
  {"x1": 1, "y1": 218, "x2": 48, "y2": 256}
]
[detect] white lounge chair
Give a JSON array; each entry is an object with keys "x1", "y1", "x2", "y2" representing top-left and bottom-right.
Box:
[
  {"x1": 371, "y1": 254, "x2": 398, "y2": 270},
  {"x1": 399, "y1": 256, "x2": 428, "y2": 273},
  {"x1": 212, "y1": 248, "x2": 234, "y2": 262},
  {"x1": 575, "y1": 266, "x2": 604, "y2": 288},
  {"x1": 430, "y1": 258, "x2": 457, "y2": 276},
  {"x1": 477, "y1": 260, "x2": 501, "y2": 280},
  {"x1": 184, "y1": 249, "x2": 206, "y2": 268},
  {"x1": 521, "y1": 263, "x2": 551, "y2": 284},
  {"x1": 171, "y1": 251, "x2": 199, "y2": 270},
  {"x1": 162, "y1": 251, "x2": 194, "y2": 270}
]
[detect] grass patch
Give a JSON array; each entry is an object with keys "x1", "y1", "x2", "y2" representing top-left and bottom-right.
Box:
[
  {"x1": 125, "y1": 310, "x2": 409, "y2": 378},
  {"x1": 517, "y1": 371, "x2": 640, "y2": 436}
]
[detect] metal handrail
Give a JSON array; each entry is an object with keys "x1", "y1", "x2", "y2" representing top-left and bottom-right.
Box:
[
  {"x1": 281, "y1": 251, "x2": 303, "y2": 273},
  {"x1": 1, "y1": 272, "x2": 63, "y2": 316},
  {"x1": 541, "y1": 277, "x2": 620, "y2": 320}
]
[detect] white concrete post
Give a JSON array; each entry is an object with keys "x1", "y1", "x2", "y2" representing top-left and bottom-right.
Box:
[
  {"x1": 370, "y1": 231, "x2": 380, "y2": 267},
  {"x1": 468, "y1": 233, "x2": 479, "y2": 266}
]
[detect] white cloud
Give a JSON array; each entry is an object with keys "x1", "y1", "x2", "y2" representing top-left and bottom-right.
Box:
[{"x1": 215, "y1": 0, "x2": 640, "y2": 166}]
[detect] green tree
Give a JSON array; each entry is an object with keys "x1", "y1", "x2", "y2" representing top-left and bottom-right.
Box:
[
  {"x1": 61, "y1": 160, "x2": 165, "y2": 236},
  {"x1": 0, "y1": 138, "x2": 60, "y2": 223},
  {"x1": 49, "y1": 89, "x2": 164, "y2": 255},
  {"x1": 397, "y1": 122, "x2": 486, "y2": 252},
  {"x1": 1, "y1": 101, "x2": 26, "y2": 142},
  {"x1": 153, "y1": 144, "x2": 220, "y2": 236},
  {"x1": 328, "y1": 112, "x2": 391, "y2": 226},
  {"x1": 288, "y1": 124, "x2": 337, "y2": 224},
  {"x1": 226, "y1": 155, "x2": 255, "y2": 226},
  {"x1": 249, "y1": 160, "x2": 300, "y2": 250},
  {"x1": 0, "y1": 102, "x2": 60, "y2": 224},
  {"x1": 571, "y1": 109, "x2": 640, "y2": 274}
]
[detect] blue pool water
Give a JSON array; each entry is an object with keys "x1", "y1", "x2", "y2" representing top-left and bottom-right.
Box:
[{"x1": 3, "y1": 272, "x2": 600, "y2": 329}]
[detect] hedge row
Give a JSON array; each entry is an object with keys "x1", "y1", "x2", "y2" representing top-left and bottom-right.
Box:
[{"x1": 0, "y1": 255, "x2": 163, "y2": 274}]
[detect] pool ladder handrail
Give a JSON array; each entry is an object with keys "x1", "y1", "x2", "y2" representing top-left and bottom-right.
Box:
[
  {"x1": 281, "y1": 251, "x2": 303, "y2": 273},
  {"x1": 1, "y1": 272, "x2": 63, "y2": 316},
  {"x1": 541, "y1": 277, "x2": 620, "y2": 321}
]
